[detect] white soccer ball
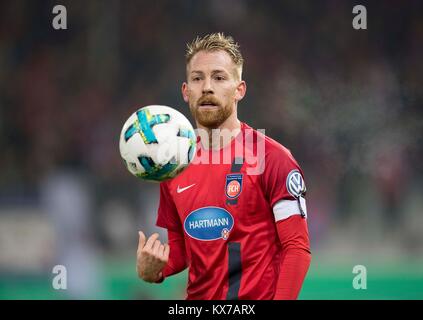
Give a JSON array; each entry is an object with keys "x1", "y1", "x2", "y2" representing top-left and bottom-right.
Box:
[{"x1": 119, "y1": 105, "x2": 197, "y2": 182}]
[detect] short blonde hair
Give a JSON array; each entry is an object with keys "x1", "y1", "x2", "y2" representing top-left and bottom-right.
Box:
[{"x1": 186, "y1": 33, "x2": 244, "y2": 78}]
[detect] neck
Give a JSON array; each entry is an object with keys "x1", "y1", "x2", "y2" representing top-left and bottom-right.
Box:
[{"x1": 196, "y1": 112, "x2": 241, "y2": 150}]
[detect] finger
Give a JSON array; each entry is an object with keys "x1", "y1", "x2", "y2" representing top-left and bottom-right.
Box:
[
  {"x1": 163, "y1": 244, "x2": 170, "y2": 260},
  {"x1": 138, "y1": 231, "x2": 146, "y2": 250},
  {"x1": 158, "y1": 244, "x2": 164, "y2": 257},
  {"x1": 152, "y1": 239, "x2": 161, "y2": 255},
  {"x1": 145, "y1": 233, "x2": 160, "y2": 250}
]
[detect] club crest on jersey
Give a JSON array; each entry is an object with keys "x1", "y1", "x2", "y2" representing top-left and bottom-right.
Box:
[
  {"x1": 286, "y1": 169, "x2": 306, "y2": 198},
  {"x1": 225, "y1": 173, "x2": 243, "y2": 199},
  {"x1": 184, "y1": 207, "x2": 234, "y2": 241},
  {"x1": 221, "y1": 228, "x2": 230, "y2": 240}
]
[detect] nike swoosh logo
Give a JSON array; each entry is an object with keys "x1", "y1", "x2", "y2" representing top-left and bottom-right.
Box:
[{"x1": 177, "y1": 183, "x2": 196, "y2": 193}]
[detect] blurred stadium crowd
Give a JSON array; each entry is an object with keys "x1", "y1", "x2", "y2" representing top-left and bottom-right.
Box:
[{"x1": 0, "y1": 1, "x2": 422, "y2": 299}]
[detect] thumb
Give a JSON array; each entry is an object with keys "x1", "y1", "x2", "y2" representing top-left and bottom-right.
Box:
[
  {"x1": 138, "y1": 231, "x2": 146, "y2": 249},
  {"x1": 163, "y1": 243, "x2": 170, "y2": 260}
]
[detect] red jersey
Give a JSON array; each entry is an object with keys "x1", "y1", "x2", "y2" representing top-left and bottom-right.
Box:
[{"x1": 156, "y1": 122, "x2": 307, "y2": 299}]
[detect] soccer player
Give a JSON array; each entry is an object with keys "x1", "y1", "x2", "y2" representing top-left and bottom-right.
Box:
[{"x1": 136, "y1": 33, "x2": 311, "y2": 300}]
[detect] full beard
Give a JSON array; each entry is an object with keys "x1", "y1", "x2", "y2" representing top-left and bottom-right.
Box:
[{"x1": 189, "y1": 102, "x2": 233, "y2": 129}]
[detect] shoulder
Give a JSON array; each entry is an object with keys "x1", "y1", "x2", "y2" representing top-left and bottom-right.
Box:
[
  {"x1": 264, "y1": 135, "x2": 294, "y2": 159},
  {"x1": 242, "y1": 122, "x2": 299, "y2": 169}
]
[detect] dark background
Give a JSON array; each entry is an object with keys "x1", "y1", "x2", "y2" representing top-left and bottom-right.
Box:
[{"x1": 0, "y1": 0, "x2": 422, "y2": 299}]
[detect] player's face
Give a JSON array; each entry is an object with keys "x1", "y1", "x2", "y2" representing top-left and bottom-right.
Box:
[{"x1": 182, "y1": 50, "x2": 246, "y2": 128}]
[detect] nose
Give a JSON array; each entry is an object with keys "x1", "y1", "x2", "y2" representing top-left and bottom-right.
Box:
[{"x1": 202, "y1": 77, "x2": 213, "y2": 95}]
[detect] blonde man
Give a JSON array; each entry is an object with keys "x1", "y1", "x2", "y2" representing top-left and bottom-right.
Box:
[{"x1": 137, "y1": 33, "x2": 311, "y2": 300}]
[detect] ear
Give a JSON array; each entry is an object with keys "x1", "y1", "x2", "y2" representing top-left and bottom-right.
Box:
[
  {"x1": 182, "y1": 82, "x2": 189, "y2": 103},
  {"x1": 235, "y1": 80, "x2": 247, "y2": 102}
]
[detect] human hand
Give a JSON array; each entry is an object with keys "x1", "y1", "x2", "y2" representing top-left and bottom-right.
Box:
[{"x1": 136, "y1": 231, "x2": 170, "y2": 283}]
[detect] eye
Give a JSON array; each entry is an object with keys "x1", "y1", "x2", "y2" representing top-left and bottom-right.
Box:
[
  {"x1": 192, "y1": 77, "x2": 201, "y2": 82},
  {"x1": 215, "y1": 75, "x2": 225, "y2": 81}
]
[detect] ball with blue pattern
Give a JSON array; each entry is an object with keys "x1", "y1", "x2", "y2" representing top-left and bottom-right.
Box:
[{"x1": 119, "y1": 105, "x2": 196, "y2": 182}]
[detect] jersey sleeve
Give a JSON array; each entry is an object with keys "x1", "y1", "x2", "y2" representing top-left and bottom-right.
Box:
[
  {"x1": 274, "y1": 215, "x2": 311, "y2": 299},
  {"x1": 260, "y1": 145, "x2": 307, "y2": 221},
  {"x1": 162, "y1": 229, "x2": 188, "y2": 278},
  {"x1": 156, "y1": 182, "x2": 183, "y2": 232}
]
